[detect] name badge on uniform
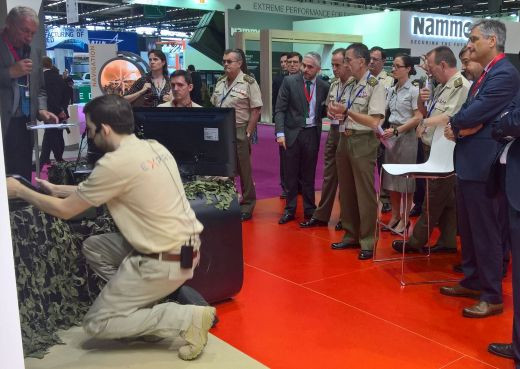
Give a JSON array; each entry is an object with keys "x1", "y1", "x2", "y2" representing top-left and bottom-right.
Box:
[
  {"x1": 306, "y1": 117, "x2": 314, "y2": 125},
  {"x1": 330, "y1": 119, "x2": 340, "y2": 125},
  {"x1": 339, "y1": 123, "x2": 346, "y2": 132}
]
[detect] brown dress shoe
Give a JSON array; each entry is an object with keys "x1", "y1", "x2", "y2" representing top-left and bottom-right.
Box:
[
  {"x1": 439, "y1": 284, "x2": 480, "y2": 299},
  {"x1": 462, "y1": 301, "x2": 503, "y2": 318}
]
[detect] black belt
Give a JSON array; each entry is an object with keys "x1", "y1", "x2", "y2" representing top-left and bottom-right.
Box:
[{"x1": 139, "y1": 250, "x2": 198, "y2": 262}]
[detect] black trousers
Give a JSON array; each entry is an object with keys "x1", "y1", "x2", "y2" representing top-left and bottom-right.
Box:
[
  {"x1": 3, "y1": 116, "x2": 33, "y2": 181},
  {"x1": 413, "y1": 139, "x2": 425, "y2": 207},
  {"x1": 279, "y1": 145, "x2": 287, "y2": 193},
  {"x1": 457, "y1": 179, "x2": 504, "y2": 304},
  {"x1": 284, "y1": 127, "x2": 319, "y2": 217},
  {"x1": 511, "y1": 200, "x2": 520, "y2": 367},
  {"x1": 40, "y1": 129, "x2": 65, "y2": 164}
]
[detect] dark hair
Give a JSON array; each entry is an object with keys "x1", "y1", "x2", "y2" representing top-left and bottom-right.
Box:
[
  {"x1": 346, "y1": 43, "x2": 370, "y2": 65},
  {"x1": 370, "y1": 46, "x2": 386, "y2": 59},
  {"x1": 83, "y1": 94, "x2": 134, "y2": 134},
  {"x1": 170, "y1": 69, "x2": 192, "y2": 85},
  {"x1": 459, "y1": 46, "x2": 469, "y2": 58},
  {"x1": 235, "y1": 48, "x2": 250, "y2": 75},
  {"x1": 432, "y1": 46, "x2": 457, "y2": 68},
  {"x1": 148, "y1": 49, "x2": 168, "y2": 77},
  {"x1": 42, "y1": 56, "x2": 52, "y2": 69},
  {"x1": 332, "y1": 48, "x2": 346, "y2": 57},
  {"x1": 280, "y1": 52, "x2": 289, "y2": 58},
  {"x1": 394, "y1": 53, "x2": 416, "y2": 76},
  {"x1": 287, "y1": 52, "x2": 303, "y2": 62},
  {"x1": 187, "y1": 64, "x2": 195, "y2": 71}
]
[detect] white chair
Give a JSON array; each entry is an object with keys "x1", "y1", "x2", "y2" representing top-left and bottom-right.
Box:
[{"x1": 374, "y1": 126, "x2": 458, "y2": 286}]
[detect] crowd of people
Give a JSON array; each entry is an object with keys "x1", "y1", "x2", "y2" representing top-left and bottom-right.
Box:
[{"x1": 3, "y1": 4, "x2": 520, "y2": 366}]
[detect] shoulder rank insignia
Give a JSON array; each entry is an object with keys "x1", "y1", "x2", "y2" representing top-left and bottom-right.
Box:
[
  {"x1": 217, "y1": 75, "x2": 226, "y2": 82},
  {"x1": 329, "y1": 77, "x2": 338, "y2": 85},
  {"x1": 243, "y1": 74, "x2": 255, "y2": 84},
  {"x1": 346, "y1": 76, "x2": 356, "y2": 85},
  {"x1": 367, "y1": 76, "x2": 378, "y2": 87},
  {"x1": 411, "y1": 79, "x2": 420, "y2": 87},
  {"x1": 454, "y1": 77, "x2": 462, "y2": 88}
]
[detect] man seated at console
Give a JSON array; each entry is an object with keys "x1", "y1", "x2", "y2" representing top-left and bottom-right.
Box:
[
  {"x1": 7, "y1": 94, "x2": 215, "y2": 361},
  {"x1": 159, "y1": 70, "x2": 201, "y2": 108}
]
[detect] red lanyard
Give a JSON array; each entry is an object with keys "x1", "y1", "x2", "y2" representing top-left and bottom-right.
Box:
[
  {"x1": 470, "y1": 53, "x2": 506, "y2": 97},
  {"x1": 303, "y1": 80, "x2": 315, "y2": 104},
  {"x1": 2, "y1": 34, "x2": 22, "y2": 61}
]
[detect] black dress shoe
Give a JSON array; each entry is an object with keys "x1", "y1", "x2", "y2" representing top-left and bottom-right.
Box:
[
  {"x1": 381, "y1": 203, "x2": 392, "y2": 213},
  {"x1": 488, "y1": 343, "x2": 514, "y2": 359},
  {"x1": 335, "y1": 221, "x2": 342, "y2": 231},
  {"x1": 240, "y1": 212, "x2": 252, "y2": 222},
  {"x1": 300, "y1": 218, "x2": 328, "y2": 228},
  {"x1": 382, "y1": 219, "x2": 400, "y2": 232},
  {"x1": 331, "y1": 241, "x2": 360, "y2": 250},
  {"x1": 409, "y1": 204, "x2": 422, "y2": 217},
  {"x1": 453, "y1": 264, "x2": 463, "y2": 273},
  {"x1": 422, "y1": 245, "x2": 457, "y2": 254},
  {"x1": 358, "y1": 250, "x2": 373, "y2": 260},
  {"x1": 279, "y1": 213, "x2": 295, "y2": 224},
  {"x1": 392, "y1": 240, "x2": 422, "y2": 254}
]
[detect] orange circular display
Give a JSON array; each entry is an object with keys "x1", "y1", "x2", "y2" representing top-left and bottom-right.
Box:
[{"x1": 100, "y1": 59, "x2": 143, "y2": 96}]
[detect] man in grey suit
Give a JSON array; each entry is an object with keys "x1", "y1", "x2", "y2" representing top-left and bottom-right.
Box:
[
  {"x1": 0, "y1": 6, "x2": 57, "y2": 180},
  {"x1": 275, "y1": 52, "x2": 329, "y2": 224}
]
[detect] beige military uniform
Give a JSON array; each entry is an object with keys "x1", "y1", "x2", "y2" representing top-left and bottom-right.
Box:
[
  {"x1": 409, "y1": 71, "x2": 470, "y2": 249},
  {"x1": 313, "y1": 77, "x2": 354, "y2": 222},
  {"x1": 210, "y1": 71, "x2": 263, "y2": 215},
  {"x1": 336, "y1": 70, "x2": 386, "y2": 251},
  {"x1": 376, "y1": 69, "x2": 395, "y2": 96}
]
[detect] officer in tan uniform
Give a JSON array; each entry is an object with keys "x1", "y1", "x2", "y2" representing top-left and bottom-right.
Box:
[
  {"x1": 300, "y1": 48, "x2": 353, "y2": 229},
  {"x1": 369, "y1": 46, "x2": 395, "y2": 214},
  {"x1": 211, "y1": 49, "x2": 263, "y2": 221},
  {"x1": 392, "y1": 46, "x2": 470, "y2": 254},
  {"x1": 330, "y1": 43, "x2": 386, "y2": 260}
]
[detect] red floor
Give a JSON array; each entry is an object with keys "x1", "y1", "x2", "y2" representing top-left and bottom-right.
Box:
[{"x1": 211, "y1": 193, "x2": 515, "y2": 369}]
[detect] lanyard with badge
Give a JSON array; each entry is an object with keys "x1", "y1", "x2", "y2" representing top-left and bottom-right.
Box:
[
  {"x1": 3, "y1": 34, "x2": 31, "y2": 116},
  {"x1": 330, "y1": 81, "x2": 351, "y2": 126},
  {"x1": 341, "y1": 73, "x2": 371, "y2": 132},
  {"x1": 470, "y1": 53, "x2": 505, "y2": 98},
  {"x1": 303, "y1": 79, "x2": 316, "y2": 124},
  {"x1": 219, "y1": 79, "x2": 239, "y2": 107}
]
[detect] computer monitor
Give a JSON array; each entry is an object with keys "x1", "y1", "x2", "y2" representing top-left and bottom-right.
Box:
[{"x1": 133, "y1": 107, "x2": 237, "y2": 178}]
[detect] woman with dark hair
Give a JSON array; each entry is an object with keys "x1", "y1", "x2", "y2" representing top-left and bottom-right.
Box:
[
  {"x1": 124, "y1": 49, "x2": 171, "y2": 107},
  {"x1": 381, "y1": 53, "x2": 423, "y2": 235}
]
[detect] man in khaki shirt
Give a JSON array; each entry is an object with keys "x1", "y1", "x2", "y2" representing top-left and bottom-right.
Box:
[
  {"x1": 392, "y1": 46, "x2": 470, "y2": 255},
  {"x1": 158, "y1": 69, "x2": 201, "y2": 108},
  {"x1": 7, "y1": 94, "x2": 215, "y2": 361},
  {"x1": 300, "y1": 48, "x2": 353, "y2": 229},
  {"x1": 211, "y1": 49, "x2": 263, "y2": 221},
  {"x1": 330, "y1": 43, "x2": 386, "y2": 260}
]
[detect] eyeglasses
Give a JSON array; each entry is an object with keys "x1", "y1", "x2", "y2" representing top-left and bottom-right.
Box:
[
  {"x1": 370, "y1": 57, "x2": 382, "y2": 62},
  {"x1": 392, "y1": 64, "x2": 407, "y2": 69},
  {"x1": 286, "y1": 60, "x2": 300, "y2": 64},
  {"x1": 222, "y1": 59, "x2": 238, "y2": 65}
]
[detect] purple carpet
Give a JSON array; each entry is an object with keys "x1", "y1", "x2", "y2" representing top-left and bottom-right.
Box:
[{"x1": 250, "y1": 124, "x2": 327, "y2": 200}]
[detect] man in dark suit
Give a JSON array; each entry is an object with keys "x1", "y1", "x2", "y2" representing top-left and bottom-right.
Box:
[
  {"x1": 275, "y1": 51, "x2": 329, "y2": 224},
  {"x1": 187, "y1": 65, "x2": 202, "y2": 106},
  {"x1": 439, "y1": 20, "x2": 520, "y2": 318},
  {"x1": 0, "y1": 6, "x2": 58, "y2": 180},
  {"x1": 39, "y1": 56, "x2": 69, "y2": 167},
  {"x1": 486, "y1": 89, "x2": 520, "y2": 368}
]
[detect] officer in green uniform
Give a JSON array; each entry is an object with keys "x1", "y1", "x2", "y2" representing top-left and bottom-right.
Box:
[
  {"x1": 392, "y1": 46, "x2": 470, "y2": 253},
  {"x1": 300, "y1": 48, "x2": 353, "y2": 229},
  {"x1": 210, "y1": 49, "x2": 263, "y2": 221},
  {"x1": 330, "y1": 43, "x2": 386, "y2": 260}
]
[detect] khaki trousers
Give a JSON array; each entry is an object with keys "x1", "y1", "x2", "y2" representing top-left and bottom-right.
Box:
[
  {"x1": 336, "y1": 131, "x2": 379, "y2": 250},
  {"x1": 313, "y1": 125, "x2": 341, "y2": 222},
  {"x1": 82, "y1": 233, "x2": 199, "y2": 339},
  {"x1": 236, "y1": 125, "x2": 256, "y2": 214}
]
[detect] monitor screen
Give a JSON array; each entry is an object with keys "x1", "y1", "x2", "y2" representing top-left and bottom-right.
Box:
[{"x1": 133, "y1": 107, "x2": 237, "y2": 178}]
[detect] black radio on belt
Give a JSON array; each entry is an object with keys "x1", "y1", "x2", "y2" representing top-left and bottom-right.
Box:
[{"x1": 180, "y1": 245, "x2": 194, "y2": 269}]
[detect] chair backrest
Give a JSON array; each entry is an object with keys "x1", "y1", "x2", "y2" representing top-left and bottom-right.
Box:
[{"x1": 424, "y1": 125, "x2": 455, "y2": 173}]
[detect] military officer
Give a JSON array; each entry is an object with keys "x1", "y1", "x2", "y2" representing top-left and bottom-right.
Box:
[
  {"x1": 392, "y1": 46, "x2": 470, "y2": 254},
  {"x1": 211, "y1": 49, "x2": 263, "y2": 221},
  {"x1": 330, "y1": 43, "x2": 386, "y2": 260},
  {"x1": 300, "y1": 48, "x2": 353, "y2": 229}
]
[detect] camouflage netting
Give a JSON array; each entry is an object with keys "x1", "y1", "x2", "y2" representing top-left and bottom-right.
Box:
[{"x1": 10, "y1": 205, "x2": 115, "y2": 358}]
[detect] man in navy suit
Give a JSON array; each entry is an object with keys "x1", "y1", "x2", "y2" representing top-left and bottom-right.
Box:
[
  {"x1": 275, "y1": 51, "x2": 329, "y2": 224},
  {"x1": 487, "y1": 90, "x2": 520, "y2": 366},
  {"x1": 440, "y1": 20, "x2": 520, "y2": 318}
]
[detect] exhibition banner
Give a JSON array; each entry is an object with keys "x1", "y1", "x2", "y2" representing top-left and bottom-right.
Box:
[
  {"x1": 45, "y1": 27, "x2": 139, "y2": 53},
  {"x1": 88, "y1": 44, "x2": 117, "y2": 98}
]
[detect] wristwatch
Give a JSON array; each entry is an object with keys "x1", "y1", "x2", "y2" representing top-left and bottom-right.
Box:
[{"x1": 393, "y1": 127, "x2": 399, "y2": 137}]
